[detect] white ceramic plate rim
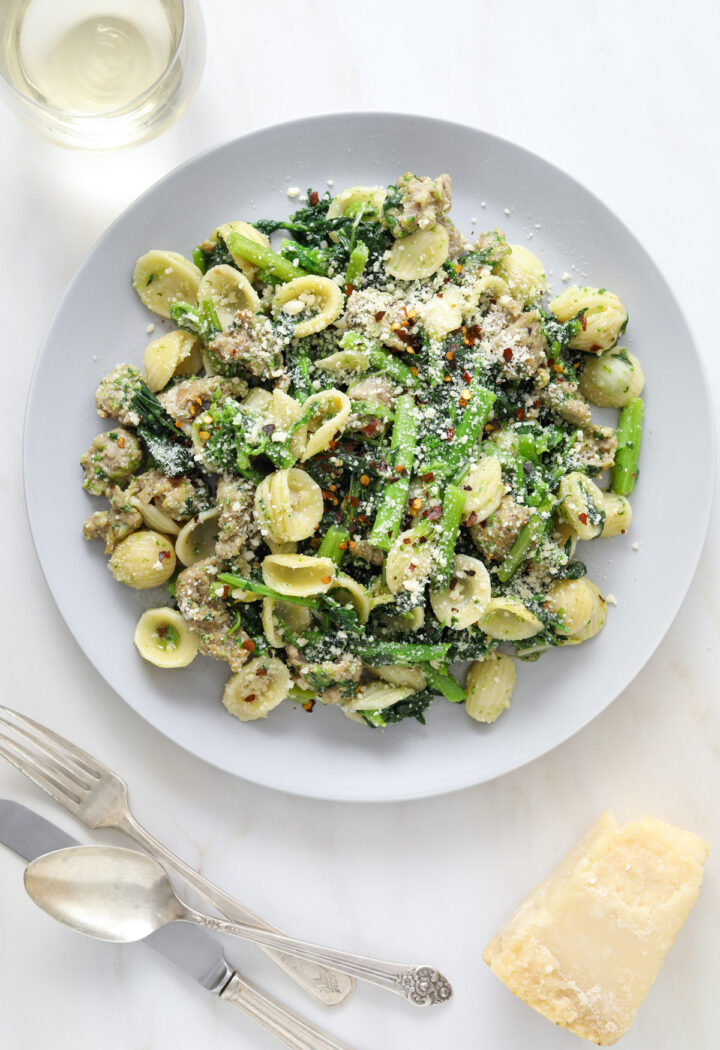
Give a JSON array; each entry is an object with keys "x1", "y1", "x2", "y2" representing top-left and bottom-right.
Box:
[{"x1": 24, "y1": 113, "x2": 715, "y2": 802}]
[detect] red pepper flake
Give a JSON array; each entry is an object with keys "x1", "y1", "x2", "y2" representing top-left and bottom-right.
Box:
[
  {"x1": 328, "y1": 439, "x2": 339, "y2": 450},
  {"x1": 515, "y1": 408, "x2": 525, "y2": 422},
  {"x1": 242, "y1": 639, "x2": 256, "y2": 652},
  {"x1": 349, "y1": 496, "x2": 360, "y2": 508},
  {"x1": 463, "y1": 370, "x2": 473, "y2": 384},
  {"x1": 449, "y1": 576, "x2": 458, "y2": 591},
  {"x1": 347, "y1": 539, "x2": 356, "y2": 549},
  {"x1": 502, "y1": 347, "x2": 513, "y2": 362},
  {"x1": 427, "y1": 504, "x2": 443, "y2": 521},
  {"x1": 374, "y1": 310, "x2": 386, "y2": 322},
  {"x1": 553, "y1": 363, "x2": 565, "y2": 374},
  {"x1": 157, "y1": 625, "x2": 168, "y2": 639},
  {"x1": 117, "y1": 436, "x2": 125, "y2": 449},
  {"x1": 309, "y1": 190, "x2": 320, "y2": 206},
  {"x1": 362, "y1": 420, "x2": 382, "y2": 438},
  {"x1": 159, "y1": 550, "x2": 170, "y2": 561},
  {"x1": 579, "y1": 313, "x2": 588, "y2": 331},
  {"x1": 409, "y1": 562, "x2": 417, "y2": 571},
  {"x1": 310, "y1": 537, "x2": 320, "y2": 548},
  {"x1": 321, "y1": 576, "x2": 332, "y2": 584},
  {"x1": 403, "y1": 536, "x2": 412, "y2": 545},
  {"x1": 410, "y1": 366, "x2": 420, "y2": 377},
  {"x1": 465, "y1": 511, "x2": 479, "y2": 527},
  {"x1": 357, "y1": 513, "x2": 370, "y2": 525},
  {"x1": 345, "y1": 283, "x2": 354, "y2": 296},
  {"x1": 445, "y1": 350, "x2": 455, "y2": 361},
  {"x1": 395, "y1": 328, "x2": 416, "y2": 347},
  {"x1": 446, "y1": 427, "x2": 455, "y2": 441},
  {"x1": 421, "y1": 471, "x2": 435, "y2": 483},
  {"x1": 256, "y1": 668, "x2": 268, "y2": 677},
  {"x1": 338, "y1": 541, "x2": 348, "y2": 550},
  {"x1": 578, "y1": 512, "x2": 589, "y2": 525},
  {"x1": 302, "y1": 699, "x2": 316, "y2": 713},
  {"x1": 175, "y1": 421, "x2": 183, "y2": 429},
  {"x1": 463, "y1": 324, "x2": 481, "y2": 346},
  {"x1": 360, "y1": 474, "x2": 370, "y2": 486},
  {"x1": 443, "y1": 374, "x2": 452, "y2": 383},
  {"x1": 245, "y1": 694, "x2": 256, "y2": 703}
]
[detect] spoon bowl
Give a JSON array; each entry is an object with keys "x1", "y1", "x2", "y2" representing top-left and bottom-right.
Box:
[{"x1": 25, "y1": 845, "x2": 183, "y2": 942}]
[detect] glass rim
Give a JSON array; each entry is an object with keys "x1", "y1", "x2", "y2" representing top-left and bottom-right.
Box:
[{"x1": 0, "y1": 0, "x2": 189, "y2": 120}]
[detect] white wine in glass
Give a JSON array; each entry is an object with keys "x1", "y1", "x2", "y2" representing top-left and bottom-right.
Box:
[{"x1": 0, "y1": 0, "x2": 205, "y2": 149}]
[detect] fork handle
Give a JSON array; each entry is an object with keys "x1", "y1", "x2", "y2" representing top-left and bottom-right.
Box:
[
  {"x1": 117, "y1": 813, "x2": 353, "y2": 1007},
  {"x1": 220, "y1": 973, "x2": 355, "y2": 1050}
]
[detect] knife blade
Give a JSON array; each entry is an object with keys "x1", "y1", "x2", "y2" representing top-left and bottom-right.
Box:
[{"x1": 0, "y1": 800, "x2": 355, "y2": 1050}]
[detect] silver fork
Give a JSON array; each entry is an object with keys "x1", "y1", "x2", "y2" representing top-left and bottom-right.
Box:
[{"x1": 0, "y1": 705, "x2": 353, "y2": 1007}]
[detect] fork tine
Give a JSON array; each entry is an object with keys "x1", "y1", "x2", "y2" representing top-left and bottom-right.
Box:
[
  {"x1": 0, "y1": 732, "x2": 88, "y2": 799},
  {"x1": 0, "y1": 717, "x2": 94, "y2": 791},
  {"x1": 0, "y1": 706, "x2": 105, "y2": 780},
  {"x1": 0, "y1": 739, "x2": 83, "y2": 808}
]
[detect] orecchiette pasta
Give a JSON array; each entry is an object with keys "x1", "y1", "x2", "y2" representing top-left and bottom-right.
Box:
[
  {"x1": 132, "y1": 250, "x2": 202, "y2": 318},
  {"x1": 262, "y1": 554, "x2": 335, "y2": 596},
  {"x1": 212, "y1": 221, "x2": 271, "y2": 282},
  {"x1": 175, "y1": 508, "x2": 219, "y2": 567},
  {"x1": 222, "y1": 657, "x2": 291, "y2": 721},
  {"x1": 129, "y1": 497, "x2": 180, "y2": 536},
  {"x1": 133, "y1": 608, "x2": 198, "y2": 668},
  {"x1": 144, "y1": 330, "x2": 203, "y2": 393},
  {"x1": 261, "y1": 598, "x2": 313, "y2": 649},
  {"x1": 492, "y1": 245, "x2": 546, "y2": 305},
  {"x1": 429, "y1": 554, "x2": 491, "y2": 630},
  {"x1": 385, "y1": 527, "x2": 435, "y2": 595},
  {"x1": 109, "y1": 530, "x2": 176, "y2": 589},
  {"x1": 343, "y1": 680, "x2": 416, "y2": 714},
  {"x1": 328, "y1": 574, "x2": 371, "y2": 623},
  {"x1": 567, "y1": 581, "x2": 607, "y2": 642},
  {"x1": 549, "y1": 286, "x2": 628, "y2": 352},
  {"x1": 558, "y1": 472, "x2": 606, "y2": 540},
  {"x1": 465, "y1": 274, "x2": 510, "y2": 305},
  {"x1": 196, "y1": 264, "x2": 260, "y2": 328},
  {"x1": 385, "y1": 224, "x2": 449, "y2": 280},
  {"x1": 480, "y1": 597, "x2": 543, "y2": 641},
  {"x1": 301, "y1": 389, "x2": 351, "y2": 460},
  {"x1": 271, "y1": 389, "x2": 307, "y2": 459},
  {"x1": 254, "y1": 469, "x2": 324, "y2": 543},
  {"x1": 464, "y1": 653, "x2": 516, "y2": 723},
  {"x1": 544, "y1": 578, "x2": 599, "y2": 637},
  {"x1": 460, "y1": 458, "x2": 505, "y2": 523},
  {"x1": 315, "y1": 348, "x2": 370, "y2": 375},
  {"x1": 243, "y1": 387, "x2": 274, "y2": 414},
  {"x1": 601, "y1": 493, "x2": 632, "y2": 537},
  {"x1": 579, "y1": 348, "x2": 645, "y2": 407},
  {"x1": 327, "y1": 185, "x2": 386, "y2": 222},
  {"x1": 367, "y1": 665, "x2": 427, "y2": 691},
  {"x1": 272, "y1": 275, "x2": 344, "y2": 337},
  {"x1": 417, "y1": 288, "x2": 466, "y2": 338}
]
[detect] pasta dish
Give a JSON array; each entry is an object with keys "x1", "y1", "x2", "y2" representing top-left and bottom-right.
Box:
[{"x1": 80, "y1": 172, "x2": 644, "y2": 729}]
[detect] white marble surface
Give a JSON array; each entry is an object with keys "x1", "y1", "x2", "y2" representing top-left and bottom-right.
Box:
[{"x1": 1, "y1": 1, "x2": 719, "y2": 1046}]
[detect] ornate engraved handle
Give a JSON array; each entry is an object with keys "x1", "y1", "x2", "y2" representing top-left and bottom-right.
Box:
[
  {"x1": 219, "y1": 973, "x2": 356, "y2": 1050},
  {"x1": 119, "y1": 813, "x2": 353, "y2": 1006},
  {"x1": 188, "y1": 907, "x2": 453, "y2": 1007}
]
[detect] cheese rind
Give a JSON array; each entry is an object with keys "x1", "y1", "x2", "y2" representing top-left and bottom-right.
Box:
[{"x1": 483, "y1": 811, "x2": 709, "y2": 1045}]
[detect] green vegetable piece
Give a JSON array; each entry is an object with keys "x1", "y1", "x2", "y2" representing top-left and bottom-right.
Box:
[
  {"x1": 613, "y1": 397, "x2": 644, "y2": 495},
  {"x1": 225, "y1": 231, "x2": 307, "y2": 282}
]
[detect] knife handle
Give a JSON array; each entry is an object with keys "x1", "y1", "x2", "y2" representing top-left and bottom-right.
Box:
[
  {"x1": 119, "y1": 813, "x2": 353, "y2": 1007},
  {"x1": 220, "y1": 973, "x2": 356, "y2": 1050}
]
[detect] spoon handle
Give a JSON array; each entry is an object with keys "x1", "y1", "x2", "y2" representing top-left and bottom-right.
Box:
[
  {"x1": 220, "y1": 973, "x2": 356, "y2": 1050},
  {"x1": 185, "y1": 907, "x2": 452, "y2": 1007}
]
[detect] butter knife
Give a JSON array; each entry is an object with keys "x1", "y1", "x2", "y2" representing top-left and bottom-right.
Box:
[{"x1": 0, "y1": 800, "x2": 355, "y2": 1050}]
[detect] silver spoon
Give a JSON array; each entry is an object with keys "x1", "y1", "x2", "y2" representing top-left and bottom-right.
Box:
[{"x1": 24, "y1": 846, "x2": 452, "y2": 1007}]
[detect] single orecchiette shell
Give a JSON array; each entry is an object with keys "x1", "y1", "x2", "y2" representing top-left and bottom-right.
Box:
[
  {"x1": 144, "y1": 330, "x2": 203, "y2": 393},
  {"x1": 254, "y1": 468, "x2": 324, "y2": 543},
  {"x1": 196, "y1": 264, "x2": 260, "y2": 328},
  {"x1": 344, "y1": 680, "x2": 416, "y2": 714},
  {"x1": 492, "y1": 245, "x2": 546, "y2": 305},
  {"x1": 272, "y1": 275, "x2": 344, "y2": 337},
  {"x1": 129, "y1": 498, "x2": 180, "y2": 536},
  {"x1": 301, "y1": 389, "x2": 351, "y2": 460},
  {"x1": 175, "y1": 508, "x2": 220, "y2": 567},
  {"x1": 315, "y1": 348, "x2": 370, "y2": 375},
  {"x1": 212, "y1": 221, "x2": 271, "y2": 282},
  {"x1": 222, "y1": 657, "x2": 291, "y2": 721},
  {"x1": 328, "y1": 573, "x2": 371, "y2": 623},
  {"x1": 601, "y1": 492, "x2": 632, "y2": 537},
  {"x1": 242, "y1": 387, "x2": 274, "y2": 414},
  {"x1": 261, "y1": 598, "x2": 313, "y2": 648},
  {"x1": 558, "y1": 471, "x2": 606, "y2": 540},
  {"x1": 566, "y1": 581, "x2": 607, "y2": 642},
  {"x1": 544, "y1": 578, "x2": 599, "y2": 637},
  {"x1": 109, "y1": 530, "x2": 176, "y2": 589},
  {"x1": 579, "y1": 348, "x2": 645, "y2": 407},
  {"x1": 327, "y1": 185, "x2": 386, "y2": 222},
  {"x1": 460, "y1": 458, "x2": 505, "y2": 523},
  {"x1": 262, "y1": 553, "x2": 336, "y2": 596},
  {"x1": 367, "y1": 664, "x2": 427, "y2": 691},
  {"x1": 385, "y1": 224, "x2": 449, "y2": 280},
  {"x1": 464, "y1": 653, "x2": 516, "y2": 723},
  {"x1": 549, "y1": 286, "x2": 628, "y2": 352},
  {"x1": 271, "y1": 389, "x2": 306, "y2": 459},
  {"x1": 464, "y1": 274, "x2": 509, "y2": 306},
  {"x1": 430, "y1": 554, "x2": 491, "y2": 630},
  {"x1": 132, "y1": 250, "x2": 202, "y2": 318},
  {"x1": 133, "y1": 608, "x2": 198, "y2": 668},
  {"x1": 417, "y1": 287, "x2": 466, "y2": 338},
  {"x1": 385, "y1": 527, "x2": 435, "y2": 595},
  {"x1": 480, "y1": 597, "x2": 543, "y2": 641}
]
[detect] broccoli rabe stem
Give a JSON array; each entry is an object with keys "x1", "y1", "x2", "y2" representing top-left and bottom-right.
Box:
[
  {"x1": 345, "y1": 242, "x2": 369, "y2": 287},
  {"x1": 340, "y1": 332, "x2": 419, "y2": 388},
  {"x1": 497, "y1": 507, "x2": 550, "y2": 583},
  {"x1": 368, "y1": 394, "x2": 417, "y2": 550},
  {"x1": 353, "y1": 641, "x2": 451, "y2": 664},
  {"x1": 423, "y1": 665, "x2": 466, "y2": 703},
  {"x1": 317, "y1": 524, "x2": 350, "y2": 566},
  {"x1": 225, "y1": 231, "x2": 307, "y2": 282},
  {"x1": 170, "y1": 299, "x2": 222, "y2": 344},
  {"x1": 431, "y1": 483, "x2": 466, "y2": 588},
  {"x1": 448, "y1": 381, "x2": 496, "y2": 479},
  {"x1": 613, "y1": 397, "x2": 644, "y2": 495}
]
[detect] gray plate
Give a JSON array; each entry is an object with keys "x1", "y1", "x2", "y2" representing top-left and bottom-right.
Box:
[{"x1": 23, "y1": 113, "x2": 714, "y2": 801}]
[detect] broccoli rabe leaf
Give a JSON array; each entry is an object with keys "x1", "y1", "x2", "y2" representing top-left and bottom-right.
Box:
[{"x1": 361, "y1": 690, "x2": 435, "y2": 728}]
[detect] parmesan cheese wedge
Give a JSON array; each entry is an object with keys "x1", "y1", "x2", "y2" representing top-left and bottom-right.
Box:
[{"x1": 483, "y1": 811, "x2": 709, "y2": 1045}]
